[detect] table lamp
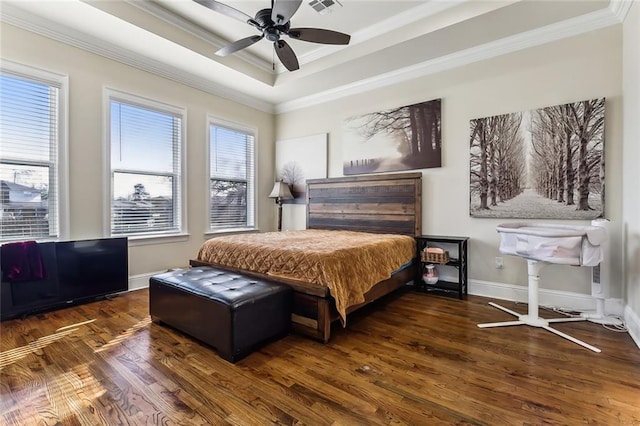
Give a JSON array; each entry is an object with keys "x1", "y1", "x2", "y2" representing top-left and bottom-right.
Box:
[{"x1": 268, "y1": 181, "x2": 293, "y2": 231}]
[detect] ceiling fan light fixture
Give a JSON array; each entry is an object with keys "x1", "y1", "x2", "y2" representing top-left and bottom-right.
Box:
[{"x1": 264, "y1": 27, "x2": 280, "y2": 42}]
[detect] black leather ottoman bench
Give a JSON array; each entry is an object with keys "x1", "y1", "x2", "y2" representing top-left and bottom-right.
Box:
[{"x1": 149, "y1": 266, "x2": 292, "y2": 363}]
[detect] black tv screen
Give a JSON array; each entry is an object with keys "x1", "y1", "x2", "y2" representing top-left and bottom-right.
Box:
[
  {"x1": 1, "y1": 237, "x2": 128, "y2": 321},
  {"x1": 56, "y1": 237, "x2": 129, "y2": 301}
]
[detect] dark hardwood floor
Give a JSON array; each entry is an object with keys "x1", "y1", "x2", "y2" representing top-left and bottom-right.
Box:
[{"x1": 1, "y1": 288, "x2": 639, "y2": 425}]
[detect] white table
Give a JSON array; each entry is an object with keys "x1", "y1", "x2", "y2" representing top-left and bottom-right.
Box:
[{"x1": 477, "y1": 222, "x2": 605, "y2": 353}]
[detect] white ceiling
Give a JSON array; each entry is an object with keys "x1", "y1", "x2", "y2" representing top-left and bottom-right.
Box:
[
  {"x1": 0, "y1": 0, "x2": 629, "y2": 113},
  {"x1": 156, "y1": 1, "x2": 427, "y2": 62}
]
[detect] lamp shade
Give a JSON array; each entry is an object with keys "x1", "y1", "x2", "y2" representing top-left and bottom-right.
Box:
[{"x1": 268, "y1": 181, "x2": 294, "y2": 200}]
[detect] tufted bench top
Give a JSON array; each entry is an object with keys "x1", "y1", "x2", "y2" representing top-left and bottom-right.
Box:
[{"x1": 150, "y1": 266, "x2": 287, "y2": 309}]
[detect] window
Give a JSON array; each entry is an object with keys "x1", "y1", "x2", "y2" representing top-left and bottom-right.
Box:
[
  {"x1": 0, "y1": 63, "x2": 67, "y2": 242},
  {"x1": 107, "y1": 90, "x2": 184, "y2": 237},
  {"x1": 208, "y1": 119, "x2": 255, "y2": 231}
]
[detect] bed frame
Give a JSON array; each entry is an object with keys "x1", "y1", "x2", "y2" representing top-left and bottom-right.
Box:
[{"x1": 190, "y1": 172, "x2": 422, "y2": 343}]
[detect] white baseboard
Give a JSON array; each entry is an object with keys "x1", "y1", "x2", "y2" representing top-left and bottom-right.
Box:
[
  {"x1": 127, "y1": 271, "x2": 165, "y2": 291},
  {"x1": 469, "y1": 279, "x2": 640, "y2": 350},
  {"x1": 624, "y1": 305, "x2": 640, "y2": 350},
  {"x1": 468, "y1": 278, "x2": 625, "y2": 316}
]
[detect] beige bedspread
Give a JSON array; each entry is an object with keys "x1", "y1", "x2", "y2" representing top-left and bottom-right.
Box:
[{"x1": 197, "y1": 229, "x2": 416, "y2": 323}]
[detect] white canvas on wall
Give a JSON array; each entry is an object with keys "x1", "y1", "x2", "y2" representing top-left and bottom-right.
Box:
[{"x1": 276, "y1": 133, "x2": 327, "y2": 204}]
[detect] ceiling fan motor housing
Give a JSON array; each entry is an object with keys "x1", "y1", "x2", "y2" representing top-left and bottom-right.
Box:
[
  {"x1": 254, "y1": 9, "x2": 273, "y2": 27},
  {"x1": 255, "y1": 8, "x2": 290, "y2": 41}
]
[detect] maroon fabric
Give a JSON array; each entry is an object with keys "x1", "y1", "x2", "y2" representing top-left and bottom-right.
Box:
[{"x1": 1, "y1": 241, "x2": 47, "y2": 282}]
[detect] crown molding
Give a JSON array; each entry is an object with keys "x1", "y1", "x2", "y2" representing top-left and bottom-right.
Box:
[
  {"x1": 124, "y1": 0, "x2": 273, "y2": 73},
  {"x1": 278, "y1": 0, "x2": 470, "y2": 73},
  {"x1": 609, "y1": 0, "x2": 634, "y2": 22},
  {"x1": 0, "y1": 3, "x2": 275, "y2": 113},
  {"x1": 1, "y1": 1, "x2": 625, "y2": 116},
  {"x1": 275, "y1": 6, "x2": 622, "y2": 113}
]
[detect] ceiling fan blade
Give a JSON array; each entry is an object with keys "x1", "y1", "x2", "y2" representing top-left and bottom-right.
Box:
[
  {"x1": 271, "y1": 0, "x2": 302, "y2": 26},
  {"x1": 275, "y1": 40, "x2": 299, "y2": 71},
  {"x1": 215, "y1": 35, "x2": 263, "y2": 56},
  {"x1": 192, "y1": 0, "x2": 253, "y2": 24},
  {"x1": 288, "y1": 28, "x2": 351, "y2": 45}
]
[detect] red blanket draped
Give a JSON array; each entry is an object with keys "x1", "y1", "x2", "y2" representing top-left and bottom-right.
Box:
[{"x1": 1, "y1": 241, "x2": 47, "y2": 282}]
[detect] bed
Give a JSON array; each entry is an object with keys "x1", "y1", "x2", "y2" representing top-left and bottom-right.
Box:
[{"x1": 190, "y1": 172, "x2": 422, "y2": 343}]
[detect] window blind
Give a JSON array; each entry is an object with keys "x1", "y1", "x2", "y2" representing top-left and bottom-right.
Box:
[
  {"x1": 209, "y1": 124, "x2": 255, "y2": 229},
  {"x1": 110, "y1": 99, "x2": 182, "y2": 236},
  {"x1": 0, "y1": 72, "x2": 59, "y2": 241}
]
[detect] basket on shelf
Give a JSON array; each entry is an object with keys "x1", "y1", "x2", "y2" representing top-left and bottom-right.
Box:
[{"x1": 421, "y1": 247, "x2": 449, "y2": 264}]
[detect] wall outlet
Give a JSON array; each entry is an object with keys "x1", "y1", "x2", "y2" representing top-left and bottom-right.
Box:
[{"x1": 495, "y1": 257, "x2": 504, "y2": 269}]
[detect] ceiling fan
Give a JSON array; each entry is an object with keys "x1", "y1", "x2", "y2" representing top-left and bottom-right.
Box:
[{"x1": 193, "y1": 0, "x2": 351, "y2": 71}]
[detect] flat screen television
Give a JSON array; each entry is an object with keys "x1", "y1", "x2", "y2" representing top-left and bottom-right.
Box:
[
  {"x1": 1, "y1": 237, "x2": 128, "y2": 320},
  {"x1": 56, "y1": 238, "x2": 129, "y2": 301}
]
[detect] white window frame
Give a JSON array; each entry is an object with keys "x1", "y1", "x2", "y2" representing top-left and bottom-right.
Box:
[
  {"x1": 206, "y1": 116, "x2": 257, "y2": 234},
  {"x1": 103, "y1": 88, "x2": 187, "y2": 244},
  {"x1": 0, "y1": 60, "x2": 69, "y2": 242}
]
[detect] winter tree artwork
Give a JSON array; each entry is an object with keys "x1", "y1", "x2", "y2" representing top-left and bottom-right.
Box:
[
  {"x1": 343, "y1": 99, "x2": 441, "y2": 175},
  {"x1": 275, "y1": 134, "x2": 327, "y2": 204},
  {"x1": 469, "y1": 97, "x2": 605, "y2": 219}
]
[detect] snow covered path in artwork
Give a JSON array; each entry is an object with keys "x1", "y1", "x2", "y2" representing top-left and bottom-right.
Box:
[{"x1": 470, "y1": 188, "x2": 602, "y2": 220}]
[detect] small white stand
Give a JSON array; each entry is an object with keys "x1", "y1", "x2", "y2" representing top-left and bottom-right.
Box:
[{"x1": 478, "y1": 260, "x2": 601, "y2": 353}]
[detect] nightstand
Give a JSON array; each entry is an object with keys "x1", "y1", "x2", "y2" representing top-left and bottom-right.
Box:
[{"x1": 415, "y1": 235, "x2": 469, "y2": 299}]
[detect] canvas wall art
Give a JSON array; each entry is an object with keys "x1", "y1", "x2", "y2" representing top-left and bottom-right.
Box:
[
  {"x1": 469, "y1": 97, "x2": 605, "y2": 219},
  {"x1": 342, "y1": 99, "x2": 441, "y2": 175},
  {"x1": 275, "y1": 133, "x2": 327, "y2": 204}
]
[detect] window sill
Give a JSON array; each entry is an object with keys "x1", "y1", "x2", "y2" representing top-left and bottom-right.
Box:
[
  {"x1": 205, "y1": 227, "x2": 259, "y2": 237},
  {"x1": 122, "y1": 233, "x2": 190, "y2": 247}
]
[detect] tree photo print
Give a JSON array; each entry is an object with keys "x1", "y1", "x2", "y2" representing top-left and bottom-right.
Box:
[
  {"x1": 343, "y1": 99, "x2": 441, "y2": 175},
  {"x1": 469, "y1": 98, "x2": 605, "y2": 219}
]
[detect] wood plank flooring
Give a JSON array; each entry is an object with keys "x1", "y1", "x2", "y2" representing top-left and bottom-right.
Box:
[{"x1": 1, "y1": 288, "x2": 639, "y2": 425}]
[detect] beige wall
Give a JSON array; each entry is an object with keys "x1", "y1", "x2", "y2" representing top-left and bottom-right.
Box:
[
  {"x1": 276, "y1": 27, "x2": 624, "y2": 298},
  {"x1": 623, "y1": 4, "x2": 640, "y2": 321},
  {"x1": 0, "y1": 24, "x2": 276, "y2": 277},
  {"x1": 1, "y1": 18, "x2": 633, "y2": 310}
]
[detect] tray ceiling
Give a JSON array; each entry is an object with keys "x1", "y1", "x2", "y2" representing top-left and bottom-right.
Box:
[{"x1": 0, "y1": 0, "x2": 625, "y2": 112}]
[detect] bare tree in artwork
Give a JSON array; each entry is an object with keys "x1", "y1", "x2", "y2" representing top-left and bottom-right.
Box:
[
  {"x1": 279, "y1": 161, "x2": 304, "y2": 186},
  {"x1": 529, "y1": 99, "x2": 604, "y2": 213},
  {"x1": 470, "y1": 113, "x2": 526, "y2": 211},
  {"x1": 343, "y1": 99, "x2": 441, "y2": 175},
  {"x1": 570, "y1": 99, "x2": 605, "y2": 211},
  {"x1": 279, "y1": 161, "x2": 305, "y2": 198},
  {"x1": 470, "y1": 97, "x2": 605, "y2": 219}
]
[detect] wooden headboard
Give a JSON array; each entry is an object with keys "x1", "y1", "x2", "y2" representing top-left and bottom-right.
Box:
[{"x1": 306, "y1": 172, "x2": 422, "y2": 236}]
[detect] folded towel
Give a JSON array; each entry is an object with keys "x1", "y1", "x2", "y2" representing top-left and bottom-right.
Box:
[
  {"x1": 1, "y1": 241, "x2": 47, "y2": 282},
  {"x1": 426, "y1": 247, "x2": 445, "y2": 254}
]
